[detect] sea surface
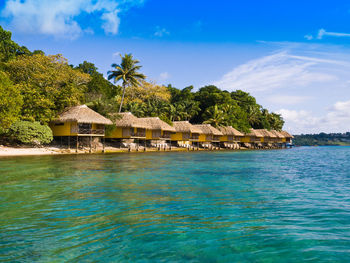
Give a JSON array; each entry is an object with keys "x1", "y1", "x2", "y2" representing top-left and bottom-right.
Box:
[{"x1": 1, "y1": 147, "x2": 350, "y2": 262}]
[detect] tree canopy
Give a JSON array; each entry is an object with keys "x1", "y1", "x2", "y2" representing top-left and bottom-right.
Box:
[{"x1": 0, "y1": 25, "x2": 284, "y2": 136}]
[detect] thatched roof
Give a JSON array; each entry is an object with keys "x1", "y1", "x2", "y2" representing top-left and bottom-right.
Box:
[
  {"x1": 193, "y1": 124, "x2": 223, "y2": 136},
  {"x1": 113, "y1": 112, "x2": 150, "y2": 129},
  {"x1": 256, "y1": 129, "x2": 277, "y2": 138},
  {"x1": 54, "y1": 105, "x2": 112, "y2": 125},
  {"x1": 138, "y1": 117, "x2": 176, "y2": 132},
  {"x1": 173, "y1": 121, "x2": 202, "y2": 134},
  {"x1": 246, "y1": 129, "x2": 263, "y2": 138},
  {"x1": 218, "y1": 126, "x2": 244, "y2": 136},
  {"x1": 280, "y1": 130, "x2": 294, "y2": 138},
  {"x1": 270, "y1": 130, "x2": 285, "y2": 138}
]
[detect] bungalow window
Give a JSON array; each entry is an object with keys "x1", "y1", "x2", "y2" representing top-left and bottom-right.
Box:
[
  {"x1": 54, "y1": 123, "x2": 64, "y2": 126},
  {"x1": 122, "y1": 128, "x2": 131, "y2": 137},
  {"x1": 152, "y1": 130, "x2": 161, "y2": 138},
  {"x1": 182, "y1": 132, "x2": 190, "y2": 140},
  {"x1": 78, "y1": 123, "x2": 92, "y2": 134}
]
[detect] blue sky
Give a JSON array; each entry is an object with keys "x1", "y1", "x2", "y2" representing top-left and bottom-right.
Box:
[{"x1": 1, "y1": 0, "x2": 350, "y2": 134}]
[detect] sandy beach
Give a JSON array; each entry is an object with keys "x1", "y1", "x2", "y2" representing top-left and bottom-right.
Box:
[
  {"x1": 0, "y1": 146, "x2": 65, "y2": 156},
  {"x1": 0, "y1": 145, "x2": 196, "y2": 157}
]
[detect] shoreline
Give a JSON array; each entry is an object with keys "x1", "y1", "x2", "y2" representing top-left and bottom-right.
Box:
[{"x1": 0, "y1": 145, "x2": 261, "y2": 157}]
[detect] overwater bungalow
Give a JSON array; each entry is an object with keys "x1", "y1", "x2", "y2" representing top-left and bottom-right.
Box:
[
  {"x1": 138, "y1": 117, "x2": 176, "y2": 148},
  {"x1": 105, "y1": 112, "x2": 151, "y2": 149},
  {"x1": 280, "y1": 130, "x2": 294, "y2": 144},
  {"x1": 218, "y1": 126, "x2": 244, "y2": 149},
  {"x1": 241, "y1": 129, "x2": 264, "y2": 148},
  {"x1": 255, "y1": 129, "x2": 277, "y2": 148},
  {"x1": 171, "y1": 121, "x2": 202, "y2": 148},
  {"x1": 193, "y1": 124, "x2": 223, "y2": 149},
  {"x1": 49, "y1": 105, "x2": 112, "y2": 151},
  {"x1": 270, "y1": 130, "x2": 285, "y2": 147}
]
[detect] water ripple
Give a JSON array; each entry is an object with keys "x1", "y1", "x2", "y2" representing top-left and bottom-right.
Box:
[{"x1": 1, "y1": 147, "x2": 350, "y2": 262}]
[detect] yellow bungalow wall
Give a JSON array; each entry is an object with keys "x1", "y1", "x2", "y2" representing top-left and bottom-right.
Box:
[
  {"x1": 145, "y1": 129, "x2": 153, "y2": 140},
  {"x1": 241, "y1": 136, "x2": 251, "y2": 143},
  {"x1": 198, "y1": 134, "x2": 207, "y2": 142},
  {"x1": 220, "y1": 135, "x2": 228, "y2": 142},
  {"x1": 50, "y1": 122, "x2": 76, "y2": 136},
  {"x1": 105, "y1": 127, "x2": 123, "y2": 138},
  {"x1": 171, "y1": 132, "x2": 183, "y2": 141}
]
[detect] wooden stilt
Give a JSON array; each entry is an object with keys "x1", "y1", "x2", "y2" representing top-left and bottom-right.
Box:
[
  {"x1": 102, "y1": 137, "x2": 105, "y2": 153},
  {"x1": 89, "y1": 136, "x2": 92, "y2": 153},
  {"x1": 60, "y1": 136, "x2": 63, "y2": 147},
  {"x1": 68, "y1": 136, "x2": 70, "y2": 150},
  {"x1": 76, "y1": 136, "x2": 78, "y2": 153}
]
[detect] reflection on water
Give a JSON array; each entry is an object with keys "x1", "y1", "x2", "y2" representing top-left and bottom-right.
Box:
[{"x1": 1, "y1": 147, "x2": 350, "y2": 262}]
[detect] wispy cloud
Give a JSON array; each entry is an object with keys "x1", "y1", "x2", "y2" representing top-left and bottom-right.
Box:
[
  {"x1": 278, "y1": 98, "x2": 350, "y2": 134},
  {"x1": 158, "y1": 72, "x2": 170, "y2": 82},
  {"x1": 154, "y1": 26, "x2": 169, "y2": 37},
  {"x1": 304, "y1": 34, "x2": 313, "y2": 40},
  {"x1": 112, "y1": 51, "x2": 120, "y2": 58},
  {"x1": 1, "y1": 0, "x2": 144, "y2": 39},
  {"x1": 304, "y1": 29, "x2": 350, "y2": 41},
  {"x1": 317, "y1": 28, "x2": 350, "y2": 39},
  {"x1": 213, "y1": 51, "x2": 337, "y2": 93}
]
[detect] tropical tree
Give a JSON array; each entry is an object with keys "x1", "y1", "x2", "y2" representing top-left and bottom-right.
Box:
[
  {"x1": 203, "y1": 104, "x2": 225, "y2": 127},
  {"x1": 107, "y1": 53, "x2": 146, "y2": 112},
  {"x1": 6, "y1": 54, "x2": 90, "y2": 123},
  {"x1": 0, "y1": 71, "x2": 23, "y2": 132}
]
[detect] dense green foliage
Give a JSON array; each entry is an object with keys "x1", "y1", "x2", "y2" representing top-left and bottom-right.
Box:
[
  {"x1": 293, "y1": 133, "x2": 350, "y2": 146},
  {"x1": 7, "y1": 121, "x2": 53, "y2": 145},
  {"x1": 0, "y1": 71, "x2": 23, "y2": 132},
  {"x1": 0, "y1": 25, "x2": 284, "y2": 142}
]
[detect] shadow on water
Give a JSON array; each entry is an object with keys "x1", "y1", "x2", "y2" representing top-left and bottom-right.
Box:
[{"x1": 1, "y1": 147, "x2": 350, "y2": 262}]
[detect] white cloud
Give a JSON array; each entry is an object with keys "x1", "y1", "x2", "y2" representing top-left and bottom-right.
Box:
[
  {"x1": 112, "y1": 51, "x2": 120, "y2": 58},
  {"x1": 154, "y1": 26, "x2": 169, "y2": 37},
  {"x1": 1, "y1": 0, "x2": 143, "y2": 39},
  {"x1": 317, "y1": 28, "x2": 350, "y2": 39},
  {"x1": 158, "y1": 72, "x2": 170, "y2": 82},
  {"x1": 101, "y1": 9, "x2": 120, "y2": 35},
  {"x1": 277, "y1": 99, "x2": 350, "y2": 134},
  {"x1": 213, "y1": 52, "x2": 337, "y2": 93},
  {"x1": 304, "y1": 34, "x2": 313, "y2": 40}
]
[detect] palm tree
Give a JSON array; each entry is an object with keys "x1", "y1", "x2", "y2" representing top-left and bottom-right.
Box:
[
  {"x1": 107, "y1": 53, "x2": 146, "y2": 112},
  {"x1": 203, "y1": 104, "x2": 225, "y2": 127}
]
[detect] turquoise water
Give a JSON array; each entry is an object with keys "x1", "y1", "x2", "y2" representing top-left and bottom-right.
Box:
[{"x1": 1, "y1": 147, "x2": 350, "y2": 262}]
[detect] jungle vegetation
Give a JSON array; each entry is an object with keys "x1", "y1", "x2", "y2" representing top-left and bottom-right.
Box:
[{"x1": 0, "y1": 25, "x2": 284, "y2": 142}]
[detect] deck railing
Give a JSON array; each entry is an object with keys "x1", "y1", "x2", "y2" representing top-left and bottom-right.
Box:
[
  {"x1": 131, "y1": 131, "x2": 146, "y2": 137},
  {"x1": 71, "y1": 127, "x2": 105, "y2": 135}
]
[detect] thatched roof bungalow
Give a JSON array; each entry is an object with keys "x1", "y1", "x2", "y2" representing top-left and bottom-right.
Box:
[
  {"x1": 171, "y1": 121, "x2": 202, "y2": 142},
  {"x1": 280, "y1": 130, "x2": 294, "y2": 143},
  {"x1": 270, "y1": 130, "x2": 285, "y2": 143},
  {"x1": 241, "y1": 129, "x2": 264, "y2": 143},
  {"x1": 106, "y1": 112, "x2": 151, "y2": 139},
  {"x1": 193, "y1": 124, "x2": 223, "y2": 142},
  {"x1": 138, "y1": 117, "x2": 176, "y2": 140},
  {"x1": 50, "y1": 105, "x2": 112, "y2": 137},
  {"x1": 218, "y1": 126, "x2": 244, "y2": 142},
  {"x1": 255, "y1": 129, "x2": 277, "y2": 143}
]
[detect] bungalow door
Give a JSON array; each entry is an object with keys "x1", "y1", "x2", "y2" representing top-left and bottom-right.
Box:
[
  {"x1": 78, "y1": 123, "x2": 92, "y2": 134},
  {"x1": 152, "y1": 130, "x2": 161, "y2": 139}
]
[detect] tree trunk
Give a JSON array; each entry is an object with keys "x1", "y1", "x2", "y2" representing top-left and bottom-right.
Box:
[{"x1": 119, "y1": 83, "x2": 126, "y2": 113}]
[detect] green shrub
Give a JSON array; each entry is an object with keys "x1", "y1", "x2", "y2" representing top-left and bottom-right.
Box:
[{"x1": 8, "y1": 121, "x2": 53, "y2": 145}]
